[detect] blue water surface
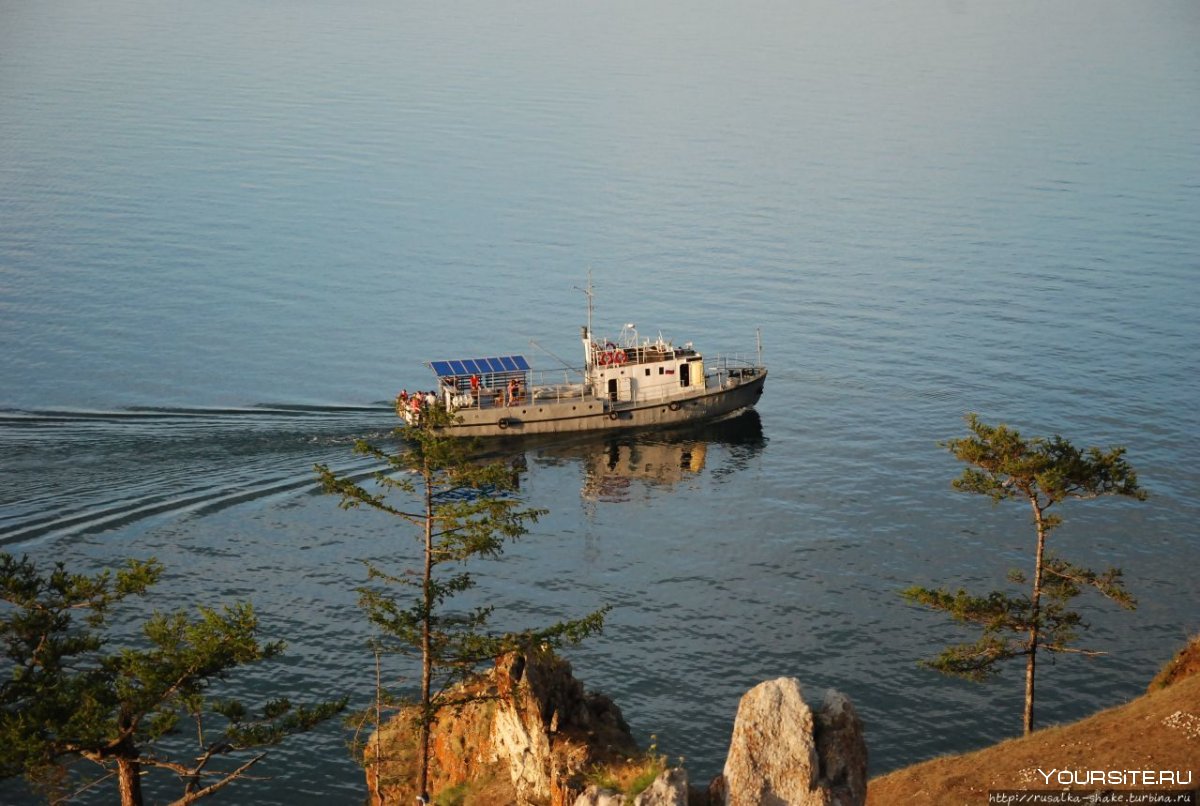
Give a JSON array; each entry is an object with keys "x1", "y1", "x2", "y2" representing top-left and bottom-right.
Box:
[{"x1": 1, "y1": 0, "x2": 1198, "y2": 803}]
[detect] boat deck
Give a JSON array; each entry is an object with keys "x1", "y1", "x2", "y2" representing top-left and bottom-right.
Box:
[{"x1": 428, "y1": 366, "x2": 766, "y2": 437}]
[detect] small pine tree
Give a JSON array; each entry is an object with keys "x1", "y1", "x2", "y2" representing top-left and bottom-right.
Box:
[
  {"x1": 316, "y1": 405, "x2": 608, "y2": 802},
  {"x1": 0, "y1": 553, "x2": 347, "y2": 805},
  {"x1": 903, "y1": 413, "x2": 1145, "y2": 735}
]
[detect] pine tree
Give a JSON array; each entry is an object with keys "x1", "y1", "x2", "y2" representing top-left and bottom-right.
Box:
[
  {"x1": 903, "y1": 413, "x2": 1145, "y2": 735},
  {"x1": 0, "y1": 553, "x2": 347, "y2": 805},
  {"x1": 316, "y1": 405, "x2": 608, "y2": 802}
]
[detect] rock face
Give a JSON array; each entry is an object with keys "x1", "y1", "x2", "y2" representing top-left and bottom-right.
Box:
[
  {"x1": 720, "y1": 678, "x2": 867, "y2": 806},
  {"x1": 812, "y1": 689, "x2": 868, "y2": 805},
  {"x1": 368, "y1": 648, "x2": 638, "y2": 806},
  {"x1": 489, "y1": 650, "x2": 638, "y2": 804},
  {"x1": 632, "y1": 767, "x2": 689, "y2": 806}
]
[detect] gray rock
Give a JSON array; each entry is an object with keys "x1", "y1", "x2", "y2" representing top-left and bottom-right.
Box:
[
  {"x1": 633, "y1": 767, "x2": 689, "y2": 806},
  {"x1": 813, "y1": 690, "x2": 867, "y2": 806},
  {"x1": 573, "y1": 784, "x2": 626, "y2": 806},
  {"x1": 721, "y1": 677, "x2": 867, "y2": 806}
]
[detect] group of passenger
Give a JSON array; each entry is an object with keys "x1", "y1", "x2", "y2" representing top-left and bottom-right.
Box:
[
  {"x1": 396, "y1": 374, "x2": 525, "y2": 418},
  {"x1": 505, "y1": 377, "x2": 523, "y2": 406},
  {"x1": 450, "y1": 374, "x2": 524, "y2": 406},
  {"x1": 394, "y1": 388, "x2": 440, "y2": 419},
  {"x1": 479, "y1": 377, "x2": 522, "y2": 406}
]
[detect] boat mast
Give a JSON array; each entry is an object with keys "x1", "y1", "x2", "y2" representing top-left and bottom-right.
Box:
[{"x1": 576, "y1": 269, "x2": 595, "y2": 369}]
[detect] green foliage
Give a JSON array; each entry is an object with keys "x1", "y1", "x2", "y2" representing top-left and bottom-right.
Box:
[
  {"x1": 905, "y1": 414, "x2": 1145, "y2": 733},
  {"x1": 0, "y1": 553, "x2": 346, "y2": 805},
  {"x1": 946, "y1": 414, "x2": 1145, "y2": 506},
  {"x1": 317, "y1": 406, "x2": 609, "y2": 795},
  {"x1": 901, "y1": 556, "x2": 1119, "y2": 682},
  {"x1": 900, "y1": 586, "x2": 1029, "y2": 680}
]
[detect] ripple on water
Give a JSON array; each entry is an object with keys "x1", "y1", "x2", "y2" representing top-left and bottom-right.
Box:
[{"x1": 2, "y1": 0, "x2": 1199, "y2": 801}]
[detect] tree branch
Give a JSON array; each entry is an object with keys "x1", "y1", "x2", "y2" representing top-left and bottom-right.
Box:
[
  {"x1": 51, "y1": 769, "x2": 117, "y2": 806},
  {"x1": 1040, "y1": 644, "x2": 1106, "y2": 657},
  {"x1": 163, "y1": 752, "x2": 268, "y2": 806}
]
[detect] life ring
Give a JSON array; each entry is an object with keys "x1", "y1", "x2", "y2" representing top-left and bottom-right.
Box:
[
  {"x1": 668, "y1": 401, "x2": 681, "y2": 411},
  {"x1": 598, "y1": 351, "x2": 613, "y2": 366},
  {"x1": 612, "y1": 349, "x2": 627, "y2": 365}
]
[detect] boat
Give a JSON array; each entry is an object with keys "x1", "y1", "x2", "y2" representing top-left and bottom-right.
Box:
[{"x1": 401, "y1": 284, "x2": 767, "y2": 438}]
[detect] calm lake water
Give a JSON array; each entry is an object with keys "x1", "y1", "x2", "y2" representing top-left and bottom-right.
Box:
[{"x1": 2, "y1": 0, "x2": 1198, "y2": 802}]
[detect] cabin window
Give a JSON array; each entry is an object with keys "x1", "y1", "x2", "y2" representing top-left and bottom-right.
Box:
[
  {"x1": 658, "y1": 367, "x2": 664, "y2": 375},
  {"x1": 645, "y1": 368, "x2": 651, "y2": 376}
]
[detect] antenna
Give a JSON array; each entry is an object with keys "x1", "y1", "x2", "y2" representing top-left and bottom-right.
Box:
[
  {"x1": 573, "y1": 269, "x2": 594, "y2": 341},
  {"x1": 574, "y1": 269, "x2": 595, "y2": 370},
  {"x1": 529, "y1": 338, "x2": 575, "y2": 371}
]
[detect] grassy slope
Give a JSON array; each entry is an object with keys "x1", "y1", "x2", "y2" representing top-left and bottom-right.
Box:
[{"x1": 868, "y1": 639, "x2": 1200, "y2": 805}]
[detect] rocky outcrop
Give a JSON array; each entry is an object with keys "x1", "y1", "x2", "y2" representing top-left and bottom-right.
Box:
[
  {"x1": 368, "y1": 659, "x2": 867, "y2": 806},
  {"x1": 718, "y1": 678, "x2": 867, "y2": 806},
  {"x1": 813, "y1": 690, "x2": 869, "y2": 804},
  {"x1": 490, "y1": 650, "x2": 638, "y2": 804},
  {"x1": 368, "y1": 647, "x2": 638, "y2": 806}
]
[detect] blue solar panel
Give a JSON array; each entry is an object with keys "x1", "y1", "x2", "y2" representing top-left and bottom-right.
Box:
[{"x1": 429, "y1": 356, "x2": 529, "y2": 378}]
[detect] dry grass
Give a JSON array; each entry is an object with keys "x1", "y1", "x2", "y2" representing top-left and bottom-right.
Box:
[
  {"x1": 1148, "y1": 633, "x2": 1200, "y2": 692},
  {"x1": 867, "y1": 640, "x2": 1200, "y2": 805},
  {"x1": 584, "y1": 747, "x2": 667, "y2": 802}
]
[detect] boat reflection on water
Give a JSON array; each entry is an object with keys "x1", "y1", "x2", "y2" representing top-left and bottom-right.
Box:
[{"x1": 519, "y1": 409, "x2": 766, "y2": 504}]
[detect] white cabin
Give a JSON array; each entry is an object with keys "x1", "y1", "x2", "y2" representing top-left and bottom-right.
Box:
[{"x1": 584, "y1": 325, "x2": 704, "y2": 405}]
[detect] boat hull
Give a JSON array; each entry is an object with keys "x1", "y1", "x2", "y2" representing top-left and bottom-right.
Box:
[{"x1": 441, "y1": 370, "x2": 766, "y2": 438}]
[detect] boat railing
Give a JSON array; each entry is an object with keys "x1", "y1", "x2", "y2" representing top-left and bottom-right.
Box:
[
  {"x1": 637, "y1": 384, "x2": 681, "y2": 406},
  {"x1": 445, "y1": 367, "x2": 599, "y2": 411},
  {"x1": 705, "y1": 351, "x2": 765, "y2": 389}
]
